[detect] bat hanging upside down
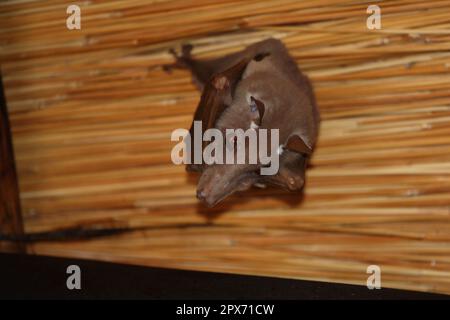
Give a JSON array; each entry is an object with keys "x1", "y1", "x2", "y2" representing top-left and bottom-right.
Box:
[{"x1": 167, "y1": 38, "x2": 320, "y2": 207}]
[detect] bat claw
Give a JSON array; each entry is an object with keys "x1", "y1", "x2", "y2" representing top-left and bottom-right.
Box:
[
  {"x1": 212, "y1": 76, "x2": 229, "y2": 90},
  {"x1": 169, "y1": 47, "x2": 177, "y2": 55},
  {"x1": 162, "y1": 64, "x2": 174, "y2": 74},
  {"x1": 163, "y1": 44, "x2": 194, "y2": 73},
  {"x1": 181, "y1": 44, "x2": 193, "y2": 57}
]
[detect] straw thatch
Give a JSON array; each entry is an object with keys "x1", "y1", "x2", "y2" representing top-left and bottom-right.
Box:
[{"x1": 1, "y1": 0, "x2": 450, "y2": 294}]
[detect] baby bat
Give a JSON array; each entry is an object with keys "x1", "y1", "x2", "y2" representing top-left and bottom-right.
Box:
[{"x1": 168, "y1": 38, "x2": 320, "y2": 207}]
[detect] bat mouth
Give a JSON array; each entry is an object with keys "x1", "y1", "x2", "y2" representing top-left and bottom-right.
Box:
[
  {"x1": 197, "y1": 185, "x2": 237, "y2": 208},
  {"x1": 197, "y1": 170, "x2": 259, "y2": 207}
]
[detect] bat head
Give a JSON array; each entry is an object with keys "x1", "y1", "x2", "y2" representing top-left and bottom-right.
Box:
[
  {"x1": 197, "y1": 163, "x2": 259, "y2": 207},
  {"x1": 196, "y1": 93, "x2": 267, "y2": 207}
]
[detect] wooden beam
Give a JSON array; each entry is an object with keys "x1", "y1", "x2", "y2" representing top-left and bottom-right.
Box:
[{"x1": 0, "y1": 73, "x2": 26, "y2": 253}]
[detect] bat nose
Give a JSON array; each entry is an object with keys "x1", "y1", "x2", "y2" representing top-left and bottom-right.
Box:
[
  {"x1": 197, "y1": 189, "x2": 216, "y2": 207},
  {"x1": 196, "y1": 189, "x2": 207, "y2": 201}
]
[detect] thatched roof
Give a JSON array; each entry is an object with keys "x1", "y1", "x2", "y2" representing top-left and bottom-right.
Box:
[{"x1": 1, "y1": 0, "x2": 450, "y2": 294}]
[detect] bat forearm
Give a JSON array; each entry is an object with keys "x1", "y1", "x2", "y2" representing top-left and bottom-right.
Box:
[{"x1": 172, "y1": 38, "x2": 287, "y2": 90}]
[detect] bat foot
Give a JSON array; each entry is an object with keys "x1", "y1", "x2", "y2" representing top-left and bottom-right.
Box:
[
  {"x1": 186, "y1": 164, "x2": 203, "y2": 173},
  {"x1": 162, "y1": 64, "x2": 174, "y2": 74},
  {"x1": 163, "y1": 44, "x2": 195, "y2": 73},
  {"x1": 181, "y1": 44, "x2": 193, "y2": 58}
]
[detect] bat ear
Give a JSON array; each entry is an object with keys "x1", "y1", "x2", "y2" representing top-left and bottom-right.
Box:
[
  {"x1": 249, "y1": 96, "x2": 265, "y2": 126},
  {"x1": 284, "y1": 134, "x2": 312, "y2": 156}
]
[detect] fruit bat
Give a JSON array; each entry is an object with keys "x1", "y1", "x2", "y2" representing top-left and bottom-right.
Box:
[{"x1": 167, "y1": 38, "x2": 320, "y2": 207}]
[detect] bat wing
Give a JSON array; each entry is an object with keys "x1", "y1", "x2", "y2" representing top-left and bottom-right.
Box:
[
  {"x1": 262, "y1": 74, "x2": 318, "y2": 188},
  {"x1": 257, "y1": 124, "x2": 311, "y2": 191},
  {"x1": 186, "y1": 58, "x2": 251, "y2": 172},
  {"x1": 261, "y1": 151, "x2": 307, "y2": 191},
  {"x1": 261, "y1": 133, "x2": 312, "y2": 191}
]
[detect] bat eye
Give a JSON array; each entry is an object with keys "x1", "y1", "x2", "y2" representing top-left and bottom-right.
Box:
[
  {"x1": 249, "y1": 96, "x2": 265, "y2": 125},
  {"x1": 253, "y1": 52, "x2": 270, "y2": 61},
  {"x1": 250, "y1": 99, "x2": 258, "y2": 113}
]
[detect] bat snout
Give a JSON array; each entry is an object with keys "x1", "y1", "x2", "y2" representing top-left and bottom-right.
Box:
[
  {"x1": 196, "y1": 189, "x2": 207, "y2": 202},
  {"x1": 197, "y1": 170, "x2": 227, "y2": 207},
  {"x1": 196, "y1": 188, "x2": 217, "y2": 207},
  {"x1": 196, "y1": 166, "x2": 257, "y2": 207}
]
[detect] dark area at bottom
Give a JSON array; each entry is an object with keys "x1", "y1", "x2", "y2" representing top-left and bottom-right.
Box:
[{"x1": 0, "y1": 252, "x2": 447, "y2": 299}]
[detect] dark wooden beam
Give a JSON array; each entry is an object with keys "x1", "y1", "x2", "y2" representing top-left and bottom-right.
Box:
[
  {"x1": 0, "y1": 72, "x2": 26, "y2": 253},
  {"x1": 0, "y1": 252, "x2": 447, "y2": 299}
]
